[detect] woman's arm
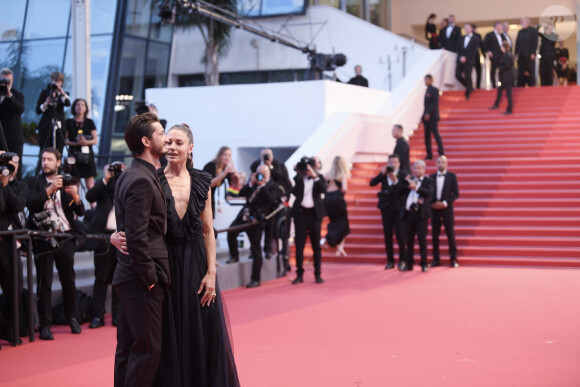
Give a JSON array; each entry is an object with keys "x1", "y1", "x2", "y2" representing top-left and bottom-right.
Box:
[
  {"x1": 198, "y1": 188, "x2": 217, "y2": 307},
  {"x1": 341, "y1": 176, "x2": 348, "y2": 193}
]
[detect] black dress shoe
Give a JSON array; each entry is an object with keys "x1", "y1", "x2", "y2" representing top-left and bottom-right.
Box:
[
  {"x1": 112, "y1": 316, "x2": 118, "y2": 327},
  {"x1": 429, "y1": 260, "x2": 441, "y2": 267},
  {"x1": 246, "y1": 280, "x2": 261, "y2": 288},
  {"x1": 226, "y1": 257, "x2": 239, "y2": 264},
  {"x1": 69, "y1": 318, "x2": 82, "y2": 334},
  {"x1": 264, "y1": 252, "x2": 271, "y2": 260},
  {"x1": 315, "y1": 276, "x2": 324, "y2": 284},
  {"x1": 424, "y1": 155, "x2": 433, "y2": 160},
  {"x1": 39, "y1": 327, "x2": 54, "y2": 340},
  {"x1": 292, "y1": 276, "x2": 303, "y2": 284},
  {"x1": 399, "y1": 263, "x2": 413, "y2": 271},
  {"x1": 503, "y1": 110, "x2": 512, "y2": 115},
  {"x1": 89, "y1": 317, "x2": 105, "y2": 329},
  {"x1": 385, "y1": 263, "x2": 395, "y2": 270},
  {"x1": 450, "y1": 259, "x2": 459, "y2": 268},
  {"x1": 421, "y1": 265, "x2": 428, "y2": 272},
  {"x1": 489, "y1": 105, "x2": 499, "y2": 110}
]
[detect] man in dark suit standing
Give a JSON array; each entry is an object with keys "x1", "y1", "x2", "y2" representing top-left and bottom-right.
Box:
[
  {"x1": 538, "y1": 24, "x2": 558, "y2": 86},
  {"x1": 430, "y1": 156, "x2": 459, "y2": 268},
  {"x1": 0, "y1": 68, "x2": 25, "y2": 179},
  {"x1": 472, "y1": 25, "x2": 484, "y2": 89},
  {"x1": 515, "y1": 17, "x2": 538, "y2": 87},
  {"x1": 456, "y1": 23, "x2": 480, "y2": 100},
  {"x1": 347, "y1": 65, "x2": 369, "y2": 87},
  {"x1": 490, "y1": 41, "x2": 515, "y2": 114},
  {"x1": 291, "y1": 157, "x2": 327, "y2": 284},
  {"x1": 484, "y1": 22, "x2": 505, "y2": 88},
  {"x1": 112, "y1": 113, "x2": 170, "y2": 387},
  {"x1": 422, "y1": 74, "x2": 444, "y2": 160},
  {"x1": 392, "y1": 124, "x2": 410, "y2": 173},
  {"x1": 370, "y1": 154, "x2": 407, "y2": 269},
  {"x1": 440, "y1": 14, "x2": 461, "y2": 52},
  {"x1": 399, "y1": 160, "x2": 433, "y2": 272}
]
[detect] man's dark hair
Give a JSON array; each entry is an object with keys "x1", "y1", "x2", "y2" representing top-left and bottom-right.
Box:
[
  {"x1": 124, "y1": 112, "x2": 160, "y2": 157},
  {"x1": 425, "y1": 74, "x2": 433, "y2": 81},
  {"x1": 388, "y1": 154, "x2": 400, "y2": 160},
  {"x1": 393, "y1": 124, "x2": 403, "y2": 131},
  {"x1": 42, "y1": 147, "x2": 62, "y2": 161}
]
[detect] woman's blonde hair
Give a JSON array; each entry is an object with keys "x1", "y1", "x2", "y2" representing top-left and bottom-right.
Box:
[
  {"x1": 328, "y1": 156, "x2": 350, "y2": 181},
  {"x1": 212, "y1": 146, "x2": 231, "y2": 167}
]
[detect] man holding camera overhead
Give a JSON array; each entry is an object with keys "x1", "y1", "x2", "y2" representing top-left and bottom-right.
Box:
[
  {"x1": 0, "y1": 68, "x2": 25, "y2": 180},
  {"x1": 25, "y1": 147, "x2": 84, "y2": 340},
  {"x1": 35, "y1": 72, "x2": 71, "y2": 155}
]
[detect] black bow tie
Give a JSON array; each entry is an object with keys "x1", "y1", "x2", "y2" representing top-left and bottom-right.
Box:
[{"x1": 438, "y1": 173, "x2": 446, "y2": 177}]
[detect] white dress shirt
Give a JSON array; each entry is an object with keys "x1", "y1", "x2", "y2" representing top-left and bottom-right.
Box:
[
  {"x1": 45, "y1": 178, "x2": 71, "y2": 232},
  {"x1": 494, "y1": 31, "x2": 503, "y2": 50},
  {"x1": 464, "y1": 33, "x2": 472, "y2": 48},
  {"x1": 405, "y1": 177, "x2": 423, "y2": 211},
  {"x1": 301, "y1": 177, "x2": 316, "y2": 208},
  {"x1": 446, "y1": 24, "x2": 454, "y2": 38},
  {"x1": 436, "y1": 170, "x2": 448, "y2": 207}
]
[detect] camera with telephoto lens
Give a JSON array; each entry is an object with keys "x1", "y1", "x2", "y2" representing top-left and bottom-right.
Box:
[
  {"x1": 33, "y1": 211, "x2": 58, "y2": 232},
  {"x1": 47, "y1": 83, "x2": 62, "y2": 106},
  {"x1": 0, "y1": 152, "x2": 19, "y2": 176},
  {"x1": 296, "y1": 156, "x2": 316, "y2": 175},
  {"x1": 108, "y1": 161, "x2": 124, "y2": 178},
  {"x1": 409, "y1": 202, "x2": 420, "y2": 212},
  {"x1": 0, "y1": 77, "x2": 10, "y2": 96},
  {"x1": 386, "y1": 165, "x2": 395, "y2": 174}
]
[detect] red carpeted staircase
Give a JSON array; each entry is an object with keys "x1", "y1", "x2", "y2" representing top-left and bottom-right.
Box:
[{"x1": 322, "y1": 87, "x2": 580, "y2": 267}]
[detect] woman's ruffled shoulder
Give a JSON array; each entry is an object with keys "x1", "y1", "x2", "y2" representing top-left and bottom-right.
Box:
[{"x1": 189, "y1": 168, "x2": 212, "y2": 210}]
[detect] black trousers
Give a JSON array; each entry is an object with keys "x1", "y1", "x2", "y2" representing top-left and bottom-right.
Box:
[
  {"x1": 380, "y1": 208, "x2": 405, "y2": 265},
  {"x1": 294, "y1": 208, "x2": 322, "y2": 277},
  {"x1": 494, "y1": 79, "x2": 513, "y2": 112},
  {"x1": 490, "y1": 59, "x2": 500, "y2": 88},
  {"x1": 423, "y1": 118, "x2": 444, "y2": 158},
  {"x1": 456, "y1": 61, "x2": 474, "y2": 94},
  {"x1": 517, "y1": 58, "x2": 536, "y2": 86},
  {"x1": 403, "y1": 211, "x2": 428, "y2": 267},
  {"x1": 227, "y1": 210, "x2": 265, "y2": 282},
  {"x1": 0, "y1": 240, "x2": 23, "y2": 329},
  {"x1": 114, "y1": 280, "x2": 164, "y2": 387},
  {"x1": 540, "y1": 56, "x2": 554, "y2": 86},
  {"x1": 93, "y1": 237, "x2": 119, "y2": 319},
  {"x1": 432, "y1": 208, "x2": 457, "y2": 261},
  {"x1": 34, "y1": 238, "x2": 77, "y2": 328},
  {"x1": 474, "y1": 55, "x2": 482, "y2": 89},
  {"x1": 263, "y1": 217, "x2": 274, "y2": 255}
]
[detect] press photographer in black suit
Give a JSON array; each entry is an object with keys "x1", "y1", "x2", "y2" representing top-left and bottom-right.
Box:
[
  {"x1": 0, "y1": 151, "x2": 26, "y2": 346},
  {"x1": 35, "y1": 72, "x2": 71, "y2": 154},
  {"x1": 84, "y1": 162, "x2": 125, "y2": 329},
  {"x1": 456, "y1": 24, "x2": 480, "y2": 100},
  {"x1": 430, "y1": 156, "x2": 459, "y2": 268},
  {"x1": 484, "y1": 22, "x2": 505, "y2": 88},
  {"x1": 423, "y1": 74, "x2": 444, "y2": 160},
  {"x1": 111, "y1": 113, "x2": 170, "y2": 387},
  {"x1": 291, "y1": 156, "x2": 327, "y2": 284},
  {"x1": 370, "y1": 154, "x2": 407, "y2": 270},
  {"x1": 0, "y1": 68, "x2": 25, "y2": 180},
  {"x1": 399, "y1": 160, "x2": 433, "y2": 272},
  {"x1": 440, "y1": 14, "x2": 461, "y2": 52},
  {"x1": 26, "y1": 148, "x2": 85, "y2": 340}
]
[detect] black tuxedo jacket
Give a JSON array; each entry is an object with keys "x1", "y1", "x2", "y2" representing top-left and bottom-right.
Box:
[
  {"x1": 484, "y1": 31, "x2": 503, "y2": 63},
  {"x1": 423, "y1": 85, "x2": 440, "y2": 121},
  {"x1": 515, "y1": 27, "x2": 538, "y2": 58},
  {"x1": 347, "y1": 75, "x2": 369, "y2": 87},
  {"x1": 291, "y1": 174, "x2": 327, "y2": 219},
  {"x1": 498, "y1": 52, "x2": 515, "y2": 83},
  {"x1": 250, "y1": 159, "x2": 293, "y2": 196},
  {"x1": 0, "y1": 88, "x2": 25, "y2": 150},
  {"x1": 112, "y1": 158, "x2": 170, "y2": 290},
  {"x1": 393, "y1": 137, "x2": 410, "y2": 173},
  {"x1": 430, "y1": 171, "x2": 459, "y2": 209},
  {"x1": 85, "y1": 177, "x2": 115, "y2": 233},
  {"x1": 401, "y1": 175, "x2": 433, "y2": 220},
  {"x1": 369, "y1": 169, "x2": 407, "y2": 211},
  {"x1": 440, "y1": 25, "x2": 461, "y2": 52},
  {"x1": 25, "y1": 173, "x2": 85, "y2": 230},
  {"x1": 0, "y1": 178, "x2": 27, "y2": 231},
  {"x1": 456, "y1": 34, "x2": 480, "y2": 64},
  {"x1": 239, "y1": 180, "x2": 279, "y2": 219},
  {"x1": 35, "y1": 88, "x2": 71, "y2": 141}
]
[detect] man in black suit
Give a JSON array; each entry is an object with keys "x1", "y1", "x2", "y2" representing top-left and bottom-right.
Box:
[
  {"x1": 392, "y1": 124, "x2": 410, "y2": 173},
  {"x1": 370, "y1": 154, "x2": 407, "y2": 269},
  {"x1": 347, "y1": 65, "x2": 369, "y2": 87},
  {"x1": 472, "y1": 25, "x2": 484, "y2": 89},
  {"x1": 538, "y1": 24, "x2": 558, "y2": 86},
  {"x1": 484, "y1": 22, "x2": 505, "y2": 88},
  {"x1": 227, "y1": 165, "x2": 279, "y2": 287},
  {"x1": 0, "y1": 68, "x2": 25, "y2": 180},
  {"x1": 291, "y1": 157, "x2": 327, "y2": 284},
  {"x1": 26, "y1": 148, "x2": 85, "y2": 340},
  {"x1": 399, "y1": 160, "x2": 433, "y2": 272},
  {"x1": 84, "y1": 163, "x2": 125, "y2": 329},
  {"x1": 515, "y1": 17, "x2": 538, "y2": 87},
  {"x1": 456, "y1": 23, "x2": 480, "y2": 100},
  {"x1": 440, "y1": 14, "x2": 461, "y2": 52},
  {"x1": 112, "y1": 113, "x2": 170, "y2": 387},
  {"x1": 430, "y1": 156, "x2": 459, "y2": 268},
  {"x1": 422, "y1": 74, "x2": 444, "y2": 160},
  {"x1": 490, "y1": 41, "x2": 515, "y2": 114}
]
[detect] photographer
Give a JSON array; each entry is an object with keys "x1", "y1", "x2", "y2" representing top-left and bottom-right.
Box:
[
  {"x1": 226, "y1": 165, "x2": 278, "y2": 288},
  {"x1": 369, "y1": 154, "x2": 407, "y2": 270},
  {"x1": 0, "y1": 68, "x2": 25, "y2": 180},
  {"x1": 291, "y1": 156, "x2": 327, "y2": 285},
  {"x1": 65, "y1": 99, "x2": 98, "y2": 190},
  {"x1": 84, "y1": 162, "x2": 124, "y2": 328},
  {"x1": 25, "y1": 148, "x2": 84, "y2": 340},
  {"x1": 0, "y1": 151, "x2": 26, "y2": 346},
  {"x1": 35, "y1": 72, "x2": 71, "y2": 155}
]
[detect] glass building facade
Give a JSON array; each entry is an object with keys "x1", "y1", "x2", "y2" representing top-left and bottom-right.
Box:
[{"x1": 0, "y1": 0, "x2": 173, "y2": 173}]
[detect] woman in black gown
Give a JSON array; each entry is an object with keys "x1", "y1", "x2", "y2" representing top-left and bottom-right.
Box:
[
  {"x1": 321, "y1": 155, "x2": 351, "y2": 256},
  {"x1": 113, "y1": 124, "x2": 240, "y2": 386}
]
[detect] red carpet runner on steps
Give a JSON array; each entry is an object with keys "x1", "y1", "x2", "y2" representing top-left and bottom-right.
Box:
[{"x1": 323, "y1": 87, "x2": 580, "y2": 267}]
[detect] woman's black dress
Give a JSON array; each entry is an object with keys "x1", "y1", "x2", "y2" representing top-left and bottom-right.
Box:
[
  {"x1": 155, "y1": 168, "x2": 240, "y2": 387},
  {"x1": 323, "y1": 179, "x2": 350, "y2": 247},
  {"x1": 64, "y1": 118, "x2": 97, "y2": 178}
]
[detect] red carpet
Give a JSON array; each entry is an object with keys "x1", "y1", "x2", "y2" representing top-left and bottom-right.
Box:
[
  {"x1": 1, "y1": 263, "x2": 580, "y2": 386},
  {"x1": 328, "y1": 87, "x2": 580, "y2": 267}
]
